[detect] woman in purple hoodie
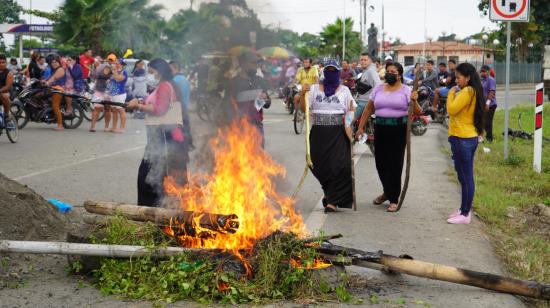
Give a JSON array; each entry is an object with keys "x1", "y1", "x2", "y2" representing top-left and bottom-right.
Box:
[{"x1": 357, "y1": 62, "x2": 420, "y2": 212}]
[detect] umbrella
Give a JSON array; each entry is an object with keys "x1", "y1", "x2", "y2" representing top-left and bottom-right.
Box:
[
  {"x1": 258, "y1": 47, "x2": 294, "y2": 59},
  {"x1": 228, "y1": 45, "x2": 254, "y2": 57}
]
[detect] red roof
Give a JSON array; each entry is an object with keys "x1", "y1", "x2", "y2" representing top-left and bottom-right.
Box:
[{"x1": 391, "y1": 41, "x2": 492, "y2": 52}]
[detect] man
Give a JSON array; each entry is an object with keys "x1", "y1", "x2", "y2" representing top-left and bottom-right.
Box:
[
  {"x1": 80, "y1": 49, "x2": 95, "y2": 81},
  {"x1": 294, "y1": 58, "x2": 318, "y2": 109},
  {"x1": 206, "y1": 58, "x2": 222, "y2": 97},
  {"x1": 480, "y1": 65, "x2": 497, "y2": 142},
  {"x1": 340, "y1": 59, "x2": 356, "y2": 91},
  {"x1": 351, "y1": 60, "x2": 362, "y2": 75},
  {"x1": 437, "y1": 62, "x2": 449, "y2": 86},
  {"x1": 227, "y1": 51, "x2": 271, "y2": 147},
  {"x1": 432, "y1": 59, "x2": 456, "y2": 113},
  {"x1": 419, "y1": 60, "x2": 438, "y2": 90},
  {"x1": 170, "y1": 60, "x2": 194, "y2": 149},
  {"x1": 7, "y1": 58, "x2": 21, "y2": 75},
  {"x1": 0, "y1": 55, "x2": 14, "y2": 119},
  {"x1": 355, "y1": 53, "x2": 381, "y2": 120}
]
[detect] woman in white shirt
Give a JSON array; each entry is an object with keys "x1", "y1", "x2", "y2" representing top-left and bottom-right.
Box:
[{"x1": 308, "y1": 60, "x2": 356, "y2": 213}]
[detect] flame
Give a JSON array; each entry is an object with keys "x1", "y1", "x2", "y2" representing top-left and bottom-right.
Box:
[
  {"x1": 163, "y1": 118, "x2": 307, "y2": 261},
  {"x1": 290, "y1": 257, "x2": 332, "y2": 270},
  {"x1": 217, "y1": 281, "x2": 230, "y2": 292}
]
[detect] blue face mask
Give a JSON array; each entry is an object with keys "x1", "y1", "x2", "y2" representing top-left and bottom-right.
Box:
[{"x1": 323, "y1": 69, "x2": 340, "y2": 97}]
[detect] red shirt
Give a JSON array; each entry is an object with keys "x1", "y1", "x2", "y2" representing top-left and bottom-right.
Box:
[{"x1": 80, "y1": 55, "x2": 95, "y2": 78}]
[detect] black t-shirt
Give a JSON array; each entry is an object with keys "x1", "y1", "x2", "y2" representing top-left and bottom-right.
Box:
[
  {"x1": 28, "y1": 61, "x2": 43, "y2": 79},
  {"x1": 0, "y1": 69, "x2": 9, "y2": 89},
  {"x1": 446, "y1": 70, "x2": 457, "y2": 89},
  {"x1": 227, "y1": 74, "x2": 270, "y2": 124}
]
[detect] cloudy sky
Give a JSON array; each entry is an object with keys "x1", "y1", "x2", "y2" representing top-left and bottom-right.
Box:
[{"x1": 12, "y1": 0, "x2": 499, "y2": 45}]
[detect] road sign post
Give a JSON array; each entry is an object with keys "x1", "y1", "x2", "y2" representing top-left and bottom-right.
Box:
[
  {"x1": 489, "y1": 0, "x2": 530, "y2": 160},
  {"x1": 534, "y1": 83, "x2": 544, "y2": 173}
]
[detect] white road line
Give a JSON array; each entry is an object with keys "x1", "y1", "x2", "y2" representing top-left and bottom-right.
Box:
[
  {"x1": 305, "y1": 143, "x2": 368, "y2": 232},
  {"x1": 14, "y1": 145, "x2": 146, "y2": 181}
]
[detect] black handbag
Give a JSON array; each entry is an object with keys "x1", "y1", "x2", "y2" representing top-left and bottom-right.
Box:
[{"x1": 355, "y1": 79, "x2": 372, "y2": 95}]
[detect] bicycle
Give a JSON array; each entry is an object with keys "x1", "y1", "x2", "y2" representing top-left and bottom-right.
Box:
[{"x1": 0, "y1": 111, "x2": 19, "y2": 143}]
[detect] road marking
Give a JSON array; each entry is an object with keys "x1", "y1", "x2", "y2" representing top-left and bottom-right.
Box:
[
  {"x1": 305, "y1": 143, "x2": 368, "y2": 232},
  {"x1": 14, "y1": 145, "x2": 146, "y2": 181}
]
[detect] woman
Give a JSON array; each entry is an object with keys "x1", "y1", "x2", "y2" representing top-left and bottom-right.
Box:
[
  {"x1": 108, "y1": 59, "x2": 128, "y2": 133},
  {"x1": 89, "y1": 62, "x2": 113, "y2": 132},
  {"x1": 25, "y1": 52, "x2": 43, "y2": 80},
  {"x1": 357, "y1": 62, "x2": 420, "y2": 212},
  {"x1": 308, "y1": 60, "x2": 356, "y2": 213},
  {"x1": 446, "y1": 63, "x2": 485, "y2": 224},
  {"x1": 131, "y1": 60, "x2": 148, "y2": 99},
  {"x1": 66, "y1": 55, "x2": 86, "y2": 95},
  {"x1": 44, "y1": 55, "x2": 66, "y2": 131},
  {"x1": 127, "y1": 58, "x2": 189, "y2": 207}
]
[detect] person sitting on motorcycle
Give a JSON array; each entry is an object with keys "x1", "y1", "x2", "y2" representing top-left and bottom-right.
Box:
[
  {"x1": 294, "y1": 58, "x2": 319, "y2": 110},
  {"x1": 0, "y1": 54, "x2": 14, "y2": 120},
  {"x1": 418, "y1": 60, "x2": 438, "y2": 90},
  {"x1": 355, "y1": 53, "x2": 381, "y2": 121},
  {"x1": 340, "y1": 59, "x2": 357, "y2": 92},
  {"x1": 44, "y1": 55, "x2": 66, "y2": 131},
  {"x1": 432, "y1": 59, "x2": 457, "y2": 113}
]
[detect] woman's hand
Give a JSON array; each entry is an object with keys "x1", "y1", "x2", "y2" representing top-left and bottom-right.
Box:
[
  {"x1": 356, "y1": 126, "x2": 365, "y2": 141},
  {"x1": 127, "y1": 99, "x2": 140, "y2": 110},
  {"x1": 411, "y1": 91, "x2": 418, "y2": 102}
]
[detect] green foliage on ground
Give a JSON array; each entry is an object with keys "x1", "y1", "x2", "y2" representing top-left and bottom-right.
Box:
[
  {"x1": 470, "y1": 104, "x2": 549, "y2": 285},
  {"x1": 89, "y1": 217, "x2": 349, "y2": 305}
]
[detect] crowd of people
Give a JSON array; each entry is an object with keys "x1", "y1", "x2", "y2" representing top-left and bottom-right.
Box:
[{"x1": 0, "y1": 47, "x2": 500, "y2": 225}]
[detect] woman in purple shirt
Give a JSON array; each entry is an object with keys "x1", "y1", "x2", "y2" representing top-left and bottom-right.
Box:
[{"x1": 357, "y1": 62, "x2": 420, "y2": 212}]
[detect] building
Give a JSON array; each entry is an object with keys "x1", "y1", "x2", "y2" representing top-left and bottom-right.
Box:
[{"x1": 385, "y1": 41, "x2": 494, "y2": 66}]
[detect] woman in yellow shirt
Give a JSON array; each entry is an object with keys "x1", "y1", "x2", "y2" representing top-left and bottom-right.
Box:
[{"x1": 446, "y1": 63, "x2": 485, "y2": 224}]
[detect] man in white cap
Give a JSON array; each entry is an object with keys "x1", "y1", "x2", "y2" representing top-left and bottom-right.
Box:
[{"x1": 378, "y1": 55, "x2": 393, "y2": 80}]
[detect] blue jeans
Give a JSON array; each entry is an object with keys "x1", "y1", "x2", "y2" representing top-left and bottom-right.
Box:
[
  {"x1": 438, "y1": 87, "x2": 450, "y2": 97},
  {"x1": 355, "y1": 99, "x2": 368, "y2": 120},
  {"x1": 448, "y1": 136, "x2": 478, "y2": 215}
]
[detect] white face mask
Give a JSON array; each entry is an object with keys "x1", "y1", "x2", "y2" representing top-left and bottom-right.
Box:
[{"x1": 146, "y1": 73, "x2": 158, "y2": 86}]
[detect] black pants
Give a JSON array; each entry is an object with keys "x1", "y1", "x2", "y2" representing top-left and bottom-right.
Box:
[
  {"x1": 484, "y1": 105, "x2": 497, "y2": 142},
  {"x1": 137, "y1": 126, "x2": 189, "y2": 207},
  {"x1": 374, "y1": 123, "x2": 407, "y2": 204}
]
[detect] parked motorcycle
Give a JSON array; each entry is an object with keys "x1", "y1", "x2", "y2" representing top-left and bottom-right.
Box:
[
  {"x1": 11, "y1": 79, "x2": 84, "y2": 129},
  {"x1": 9, "y1": 74, "x2": 26, "y2": 101}
]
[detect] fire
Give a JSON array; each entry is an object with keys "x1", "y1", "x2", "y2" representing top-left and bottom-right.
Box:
[
  {"x1": 290, "y1": 257, "x2": 332, "y2": 270},
  {"x1": 163, "y1": 118, "x2": 307, "y2": 256}
]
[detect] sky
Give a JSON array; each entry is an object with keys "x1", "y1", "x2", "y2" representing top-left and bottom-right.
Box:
[{"x1": 9, "y1": 0, "x2": 499, "y2": 46}]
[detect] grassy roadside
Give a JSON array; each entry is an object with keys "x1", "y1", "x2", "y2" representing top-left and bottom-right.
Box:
[{"x1": 468, "y1": 103, "x2": 550, "y2": 297}]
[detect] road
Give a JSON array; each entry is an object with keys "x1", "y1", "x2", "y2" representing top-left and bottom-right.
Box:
[{"x1": 0, "y1": 94, "x2": 527, "y2": 307}]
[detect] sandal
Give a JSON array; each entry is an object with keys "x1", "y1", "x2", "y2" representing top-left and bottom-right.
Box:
[
  {"x1": 324, "y1": 205, "x2": 337, "y2": 213},
  {"x1": 373, "y1": 194, "x2": 387, "y2": 205},
  {"x1": 387, "y1": 203, "x2": 399, "y2": 212}
]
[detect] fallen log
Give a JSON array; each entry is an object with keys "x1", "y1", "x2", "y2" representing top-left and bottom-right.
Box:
[
  {"x1": 316, "y1": 242, "x2": 550, "y2": 300},
  {"x1": 0, "y1": 240, "x2": 201, "y2": 258},
  {"x1": 83, "y1": 201, "x2": 239, "y2": 237}
]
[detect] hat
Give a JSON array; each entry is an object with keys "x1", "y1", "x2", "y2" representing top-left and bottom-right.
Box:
[
  {"x1": 480, "y1": 65, "x2": 490, "y2": 72},
  {"x1": 384, "y1": 55, "x2": 393, "y2": 61},
  {"x1": 107, "y1": 53, "x2": 117, "y2": 62},
  {"x1": 323, "y1": 59, "x2": 341, "y2": 70}
]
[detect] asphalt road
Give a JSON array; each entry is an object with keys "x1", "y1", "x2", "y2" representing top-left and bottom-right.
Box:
[{"x1": 0, "y1": 92, "x2": 530, "y2": 307}]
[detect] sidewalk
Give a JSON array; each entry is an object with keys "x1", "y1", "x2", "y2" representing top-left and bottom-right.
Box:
[{"x1": 315, "y1": 125, "x2": 525, "y2": 307}]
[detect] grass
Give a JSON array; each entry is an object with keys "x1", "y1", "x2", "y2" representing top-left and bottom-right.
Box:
[{"x1": 466, "y1": 103, "x2": 550, "y2": 288}]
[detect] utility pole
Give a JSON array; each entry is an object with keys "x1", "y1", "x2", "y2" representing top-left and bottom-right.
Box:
[
  {"x1": 343, "y1": 0, "x2": 346, "y2": 60},
  {"x1": 363, "y1": 0, "x2": 367, "y2": 43}
]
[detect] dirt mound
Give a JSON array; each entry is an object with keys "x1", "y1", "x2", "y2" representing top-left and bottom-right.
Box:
[{"x1": 0, "y1": 173, "x2": 66, "y2": 241}]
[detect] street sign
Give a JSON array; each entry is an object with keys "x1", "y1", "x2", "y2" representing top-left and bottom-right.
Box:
[
  {"x1": 0, "y1": 24, "x2": 54, "y2": 33},
  {"x1": 490, "y1": 0, "x2": 531, "y2": 160},
  {"x1": 489, "y1": 0, "x2": 530, "y2": 22},
  {"x1": 533, "y1": 83, "x2": 543, "y2": 173}
]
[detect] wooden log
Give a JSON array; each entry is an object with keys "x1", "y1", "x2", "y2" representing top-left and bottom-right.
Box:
[
  {"x1": 316, "y1": 242, "x2": 550, "y2": 300},
  {"x1": 83, "y1": 201, "x2": 239, "y2": 236},
  {"x1": 0, "y1": 240, "x2": 204, "y2": 258},
  {"x1": 300, "y1": 233, "x2": 343, "y2": 243}
]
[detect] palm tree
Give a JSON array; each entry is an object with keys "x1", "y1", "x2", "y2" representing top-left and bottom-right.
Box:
[{"x1": 320, "y1": 17, "x2": 363, "y2": 60}]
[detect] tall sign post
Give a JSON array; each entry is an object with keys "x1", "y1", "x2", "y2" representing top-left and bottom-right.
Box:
[
  {"x1": 489, "y1": 0, "x2": 530, "y2": 160},
  {"x1": 533, "y1": 84, "x2": 544, "y2": 173}
]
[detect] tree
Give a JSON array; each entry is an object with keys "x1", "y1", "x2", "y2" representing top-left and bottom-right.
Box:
[
  {"x1": 319, "y1": 18, "x2": 363, "y2": 60},
  {"x1": 438, "y1": 32, "x2": 457, "y2": 42},
  {"x1": 0, "y1": 0, "x2": 22, "y2": 23}
]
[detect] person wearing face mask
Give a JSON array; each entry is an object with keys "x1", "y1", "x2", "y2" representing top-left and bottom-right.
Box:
[
  {"x1": 356, "y1": 62, "x2": 420, "y2": 212},
  {"x1": 127, "y1": 58, "x2": 190, "y2": 207},
  {"x1": 225, "y1": 51, "x2": 271, "y2": 147},
  {"x1": 445, "y1": 63, "x2": 486, "y2": 224},
  {"x1": 307, "y1": 60, "x2": 356, "y2": 213}
]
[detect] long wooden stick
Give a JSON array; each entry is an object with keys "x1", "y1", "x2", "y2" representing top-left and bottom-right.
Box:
[
  {"x1": 0, "y1": 240, "x2": 200, "y2": 258},
  {"x1": 316, "y1": 242, "x2": 550, "y2": 300},
  {"x1": 292, "y1": 90, "x2": 313, "y2": 198},
  {"x1": 83, "y1": 201, "x2": 239, "y2": 236}
]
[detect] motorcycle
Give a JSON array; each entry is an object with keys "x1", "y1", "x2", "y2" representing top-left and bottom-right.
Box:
[
  {"x1": 284, "y1": 83, "x2": 301, "y2": 115},
  {"x1": 9, "y1": 74, "x2": 26, "y2": 101},
  {"x1": 11, "y1": 79, "x2": 84, "y2": 130}
]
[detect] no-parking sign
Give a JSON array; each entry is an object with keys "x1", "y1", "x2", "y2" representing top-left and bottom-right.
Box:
[{"x1": 489, "y1": 0, "x2": 530, "y2": 22}]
